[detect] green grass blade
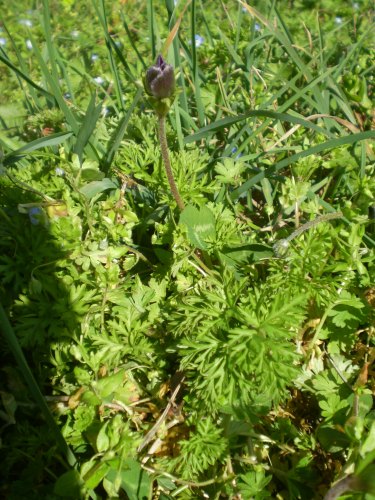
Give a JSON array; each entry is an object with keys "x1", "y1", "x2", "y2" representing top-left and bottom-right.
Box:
[
  {"x1": 121, "y1": 11, "x2": 146, "y2": 69},
  {"x1": 147, "y1": 0, "x2": 156, "y2": 60},
  {"x1": 102, "y1": 88, "x2": 143, "y2": 173},
  {"x1": 223, "y1": 66, "x2": 338, "y2": 157},
  {"x1": 0, "y1": 302, "x2": 76, "y2": 466},
  {"x1": 184, "y1": 109, "x2": 333, "y2": 144},
  {"x1": 2, "y1": 24, "x2": 42, "y2": 110},
  {"x1": 0, "y1": 48, "x2": 53, "y2": 101},
  {"x1": 3, "y1": 131, "x2": 73, "y2": 166},
  {"x1": 165, "y1": 0, "x2": 190, "y2": 136},
  {"x1": 230, "y1": 130, "x2": 375, "y2": 200},
  {"x1": 73, "y1": 94, "x2": 103, "y2": 163},
  {"x1": 191, "y1": 0, "x2": 205, "y2": 126},
  {"x1": 41, "y1": 0, "x2": 59, "y2": 84},
  {"x1": 93, "y1": 0, "x2": 125, "y2": 111},
  {"x1": 242, "y1": 3, "x2": 328, "y2": 114},
  {"x1": 27, "y1": 33, "x2": 79, "y2": 133}
]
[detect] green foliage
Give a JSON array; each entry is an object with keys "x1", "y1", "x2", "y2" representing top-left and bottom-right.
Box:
[
  {"x1": 171, "y1": 418, "x2": 228, "y2": 479},
  {"x1": 0, "y1": 1, "x2": 374, "y2": 499},
  {"x1": 169, "y1": 275, "x2": 307, "y2": 411}
]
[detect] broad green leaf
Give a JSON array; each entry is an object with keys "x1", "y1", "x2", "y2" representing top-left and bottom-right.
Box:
[
  {"x1": 96, "y1": 421, "x2": 110, "y2": 453},
  {"x1": 220, "y1": 244, "x2": 274, "y2": 268},
  {"x1": 107, "y1": 458, "x2": 152, "y2": 500},
  {"x1": 79, "y1": 178, "x2": 117, "y2": 199},
  {"x1": 84, "y1": 461, "x2": 111, "y2": 490},
  {"x1": 180, "y1": 205, "x2": 216, "y2": 250},
  {"x1": 95, "y1": 369, "x2": 126, "y2": 399},
  {"x1": 54, "y1": 470, "x2": 84, "y2": 498}
]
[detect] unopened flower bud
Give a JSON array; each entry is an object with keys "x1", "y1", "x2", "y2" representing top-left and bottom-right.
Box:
[
  {"x1": 145, "y1": 55, "x2": 175, "y2": 98},
  {"x1": 144, "y1": 55, "x2": 176, "y2": 116}
]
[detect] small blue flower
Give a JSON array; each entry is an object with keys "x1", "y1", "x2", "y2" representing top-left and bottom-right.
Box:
[
  {"x1": 194, "y1": 34, "x2": 204, "y2": 47},
  {"x1": 19, "y1": 19, "x2": 33, "y2": 27},
  {"x1": 91, "y1": 53, "x2": 99, "y2": 62},
  {"x1": 353, "y1": 2, "x2": 359, "y2": 9},
  {"x1": 71, "y1": 30, "x2": 80, "y2": 38},
  {"x1": 254, "y1": 22, "x2": 261, "y2": 31},
  {"x1": 55, "y1": 167, "x2": 65, "y2": 176},
  {"x1": 26, "y1": 39, "x2": 33, "y2": 50},
  {"x1": 231, "y1": 146, "x2": 243, "y2": 159},
  {"x1": 93, "y1": 76, "x2": 105, "y2": 85},
  {"x1": 335, "y1": 16, "x2": 343, "y2": 24},
  {"x1": 28, "y1": 207, "x2": 43, "y2": 225},
  {"x1": 64, "y1": 92, "x2": 71, "y2": 99},
  {"x1": 0, "y1": 38, "x2": 6, "y2": 46}
]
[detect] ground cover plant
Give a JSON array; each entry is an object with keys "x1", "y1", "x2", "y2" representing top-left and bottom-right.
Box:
[{"x1": 0, "y1": 0, "x2": 374, "y2": 498}]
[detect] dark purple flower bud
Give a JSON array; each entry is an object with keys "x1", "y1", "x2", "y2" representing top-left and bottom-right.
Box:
[{"x1": 145, "y1": 55, "x2": 176, "y2": 99}]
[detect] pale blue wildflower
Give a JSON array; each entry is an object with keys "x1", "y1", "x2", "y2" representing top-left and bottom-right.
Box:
[
  {"x1": 28, "y1": 207, "x2": 43, "y2": 225},
  {"x1": 93, "y1": 76, "x2": 105, "y2": 85},
  {"x1": 55, "y1": 167, "x2": 65, "y2": 176},
  {"x1": 255, "y1": 22, "x2": 261, "y2": 31},
  {"x1": 231, "y1": 147, "x2": 243, "y2": 159},
  {"x1": 194, "y1": 34, "x2": 204, "y2": 47},
  {"x1": 26, "y1": 39, "x2": 33, "y2": 50},
  {"x1": 335, "y1": 16, "x2": 343, "y2": 24},
  {"x1": 19, "y1": 19, "x2": 33, "y2": 27},
  {"x1": 71, "y1": 30, "x2": 80, "y2": 38},
  {"x1": 0, "y1": 38, "x2": 6, "y2": 46},
  {"x1": 91, "y1": 53, "x2": 99, "y2": 62}
]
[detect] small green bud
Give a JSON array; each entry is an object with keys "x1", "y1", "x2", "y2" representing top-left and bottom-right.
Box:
[{"x1": 144, "y1": 55, "x2": 176, "y2": 116}]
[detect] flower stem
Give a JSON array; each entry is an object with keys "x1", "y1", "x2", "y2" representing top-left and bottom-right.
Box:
[{"x1": 157, "y1": 115, "x2": 185, "y2": 211}]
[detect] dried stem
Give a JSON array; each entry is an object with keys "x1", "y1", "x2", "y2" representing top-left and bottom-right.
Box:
[
  {"x1": 157, "y1": 115, "x2": 185, "y2": 211},
  {"x1": 323, "y1": 475, "x2": 361, "y2": 500}
]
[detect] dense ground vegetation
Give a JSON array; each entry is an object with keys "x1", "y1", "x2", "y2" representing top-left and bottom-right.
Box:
[{"x1": 0, "y1": 1, "x2": 374, "y2": 498}]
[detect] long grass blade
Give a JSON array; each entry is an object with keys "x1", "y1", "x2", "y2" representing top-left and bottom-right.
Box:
[
  {"x1": 184, "y1": 109, "x2": 333, "y2": 144},
  {"x1": 0, "y1": 49, "x2": 53, "y2": 101},
  {"x1": 230, "y1": 130, "x2": 375, "y2": 199},
  {"x1": 0, "y1": 302, "x2": 76, "y2": 466},
  {"x1": 102, "y1": 88, "x2": 143, "y2": 173},
  {"x1": 3, "y1": 132, "x2": 73, "y2": 166},
  {"x1": 74, "y1": 94, "x2": 103, "y2": 163}
]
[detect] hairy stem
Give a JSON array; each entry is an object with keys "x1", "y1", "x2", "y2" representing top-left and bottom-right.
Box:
[{"x1": 157, "y1": 115, "x2": 185, "y2": 211}]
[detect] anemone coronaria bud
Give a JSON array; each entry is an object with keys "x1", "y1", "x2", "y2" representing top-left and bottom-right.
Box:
[{"x1": 145, "y1": 55, "x2": 176, "y2": 99}]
